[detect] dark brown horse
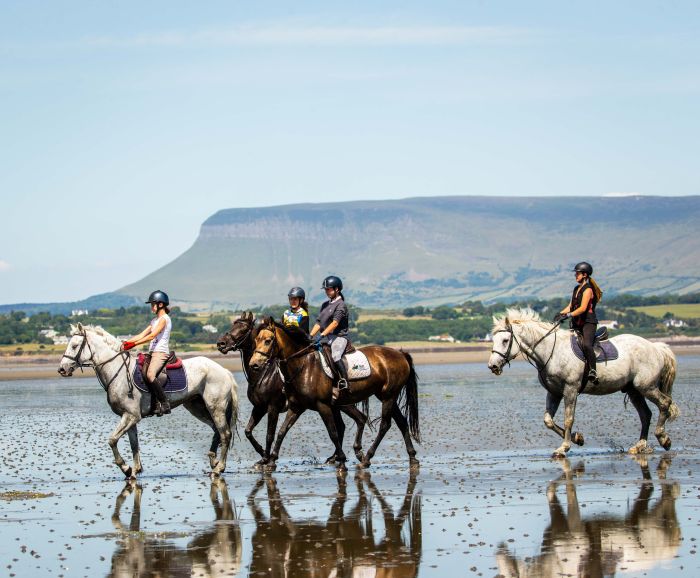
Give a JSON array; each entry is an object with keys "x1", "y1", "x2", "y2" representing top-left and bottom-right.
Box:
[
  {"x1": 217, "y1": 312, "x2": 369, "y2": 466},
  {"x1": 249, "y1": 317, "x2": 420, "y2": 469}
]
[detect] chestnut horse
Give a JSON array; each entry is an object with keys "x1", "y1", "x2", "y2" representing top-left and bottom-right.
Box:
[
  {"x1": 249, "y1": 318, "x2": 420, "y2": 469},
  {"x1": 216, "y1": 312, "x2": 369, "y2": 466}
]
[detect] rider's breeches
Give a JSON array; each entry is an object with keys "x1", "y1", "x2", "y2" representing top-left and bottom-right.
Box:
[
  {"x1": 328, "y1": 336, "x2": 348, "y2": 362},
  {"x1": 145, "y1": 351, "x2": 169, "y2": 401},
  {"x1": 581, "y1": 323, "x2": 597, "y2": 372}
]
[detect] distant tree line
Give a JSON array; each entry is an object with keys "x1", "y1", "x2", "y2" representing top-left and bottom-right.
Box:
[{"x1": 1, "y1": 293, "x2": 699, "y2": 348}]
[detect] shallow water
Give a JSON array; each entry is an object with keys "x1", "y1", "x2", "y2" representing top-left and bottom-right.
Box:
[{"x1": 1, "y1": 358, "x2": 699, "y2": 577}]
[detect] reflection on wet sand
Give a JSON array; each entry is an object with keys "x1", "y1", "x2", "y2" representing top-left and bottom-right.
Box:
[
  {"x1": 496, "y1": 455, "x2": 680, "y2": 578},
  {"x1": 108, "y1": 478, "x2": 242, "y2": 577},
  {"x1": 248, "y1": 470, "x2": 422, "y2": 577}
]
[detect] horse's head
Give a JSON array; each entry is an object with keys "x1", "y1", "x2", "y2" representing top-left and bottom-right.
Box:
[
  {"x1": 58, "y1": 323, "x2": 92, "y2": 377},
  {"x1": 217, "y1": 311, "x2": 255, "y2": 354},
  {"x1": 488, "y1": 316, "x2": 522, "y2": 375},
  {"x1": 249, "y1": 317, "x2": 278, "y2": 371}
]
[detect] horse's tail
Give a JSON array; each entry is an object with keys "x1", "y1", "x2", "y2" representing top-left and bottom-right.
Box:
[
  {"x1": 656, "y1": 343, "x2": 680, "y2": 422},
  {"x1": 401, "y1": 351, "x2": 421, "y2": 444}
]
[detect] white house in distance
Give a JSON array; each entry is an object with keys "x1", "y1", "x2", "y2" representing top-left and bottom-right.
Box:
[
  {"x1": 38, "y1": 328, "x2": 69, "y2": 345},
  {"x1": 599, "y1": 319, "x2": 619, "y2": 330},
  {"x1": 428, "y1": 334, "x2": 458, "y2": 343},
  {"x1": 664, "y1": 318, "x2": 686, "y2": 328}
]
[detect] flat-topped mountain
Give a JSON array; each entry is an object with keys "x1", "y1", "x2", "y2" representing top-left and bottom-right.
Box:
[{"x1": 115, "y1": 196, "x2": 700, "y2": 310}]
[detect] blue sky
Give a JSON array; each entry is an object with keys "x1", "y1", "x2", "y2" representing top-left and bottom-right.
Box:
[{"x1": 1, "y1": 1, "x2": 699, "y2": 303}]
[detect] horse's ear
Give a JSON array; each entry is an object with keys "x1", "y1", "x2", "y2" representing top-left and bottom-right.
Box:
[
  {"x1": 77, "y1": 322, "x2": 84, "y2": 332},
  {"x1": 504, "y1": 317, "x2": 511, "y2": 329},
  {"x1": 247, "y1": 311, "x2": 254, "y2": 322}
]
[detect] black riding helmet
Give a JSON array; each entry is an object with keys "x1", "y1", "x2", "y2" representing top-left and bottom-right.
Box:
[
  {"x1": 321, "y1": 275, "x2": 343, "y2": 291},
  {"x1": 145, "y1": 290, "x2": 170, "y2": 306},
  {"x1": 573, "y1": 262, "x2": 593, "y2": 276},
  {"x1": 288, "y1": 287, "x2": 306, "y2": 300}
]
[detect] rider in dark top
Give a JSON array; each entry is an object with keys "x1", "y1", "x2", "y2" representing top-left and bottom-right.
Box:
[
  {"x1": 553, "y1": 262, "x2": 603, "y2": 384},
  {"x1": 309, "y1": 275, "x2": 350, "y2": 399}
]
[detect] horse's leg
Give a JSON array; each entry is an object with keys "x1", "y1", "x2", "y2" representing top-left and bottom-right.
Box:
[
  {"x1": 544, "y1": 393, "x2": 584, "y2": 446},
  {"x1": 361, "y1": 398, "x2": 394, "y2": 468},
  {"x1": 183, "y1": 396, "x2": 221, "y2": 469},
  {"x1": 325, "y1": 408, "x2": 346, "y2": 464},
  {"x1": 553, "y1": 389, "x2": 578, "y2": 458},
  {"x1": 340, "y1": 405, "x2": 367, "y2": 462},
  {"x1": 316, "y1": 402, "x2": 347, "y2": 468},
  {"x1": 391, "y1": 402, "x2": 419, "y2": 468},
  {"x1": 639, "y1": 387, "x2": 675, "y2": 451},
  {"x1": 623, "y1": 385, "x2": 654, "y2": 454},
  {"x1": 264, "y1": 407, "x2": 281, "y2": 464},
  {"x1": 126, "y1": 426, "x2": 142, "y2": 477},
  {"x1": 245, "y1": 405, "x2": 267, "y2": 463},
  {"x1": 269, "y1": 407, "x2": 305, "y2": 468},
  {"x1": 207, "y1": 401, "x2": 233, "y2": 476},
  {"x1": 108, "y1": 413, "x2": 140, "y2": 478}
]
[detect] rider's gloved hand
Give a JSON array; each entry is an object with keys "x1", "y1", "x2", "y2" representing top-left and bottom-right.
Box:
[
  {"x1": 553, "y1": 313, "x2": 568, "y2": 324},
  {"x1": 121, "y1": 340, "x2": 136, "y2": 351}
]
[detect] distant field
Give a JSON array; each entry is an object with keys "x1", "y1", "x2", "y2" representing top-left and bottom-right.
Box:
[
  {"x1": 631, "y1": 303, "x2": 700, "y2": 319},
  {"x1": 357, "y1": 312, "x2": 432, "y2": 322}
]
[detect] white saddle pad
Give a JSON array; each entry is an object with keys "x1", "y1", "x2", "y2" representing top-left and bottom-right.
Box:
[{"x1": 318, "y1": 350, "x2": 371, "y2": 381}]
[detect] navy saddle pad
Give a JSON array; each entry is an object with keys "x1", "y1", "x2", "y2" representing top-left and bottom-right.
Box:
[
  {"x1": 133, "y1": 359, "x2": 187, "y2": 393},
  {"x1": 570, "y1": 333, "x2": 619, "y2": 363}
]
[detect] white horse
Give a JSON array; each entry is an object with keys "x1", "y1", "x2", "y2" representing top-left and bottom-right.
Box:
[
  {"x1": 58, "y1": 323, "x2": 238, "y2": 477},
  {"x1": 488, "y1": 308, "x2": 679, "y2": 457}
]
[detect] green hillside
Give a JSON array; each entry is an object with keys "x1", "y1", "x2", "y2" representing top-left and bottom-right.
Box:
[{"x1": 117, "y1": 196, "x2": 700, "y2": 310}]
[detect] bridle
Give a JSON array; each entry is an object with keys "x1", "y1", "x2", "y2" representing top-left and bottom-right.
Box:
[
  {"x1": 222, "y1": 318, "x2": 254, "y2": 353},
  {"x1": 492, "y1": 320, "x2": 562, "y2": 379},
  {"x1": 61, "y1": 329, "x2": 136, "y2": 394},
  {"x1": 253, "y1": 323, "x2": 317, "y2": 385}
]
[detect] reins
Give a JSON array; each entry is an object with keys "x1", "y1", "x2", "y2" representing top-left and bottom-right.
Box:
[{"x1": 493, "y1": 320, "x2": 563, "y2": 381}]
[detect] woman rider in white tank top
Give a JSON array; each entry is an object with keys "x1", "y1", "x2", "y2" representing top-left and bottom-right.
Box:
[{"x1": 121, "y1": 290, "x2": 173, "y2": 416}]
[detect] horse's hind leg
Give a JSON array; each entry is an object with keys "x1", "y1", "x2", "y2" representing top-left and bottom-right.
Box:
[
  {"x1": 205, "y1": 398, "x2": 233, "y2": 475},
  {"x1": 361, "y1": 398, "x2": 394, "y2": 468},
  {"x1": 109, "y1": 413, "x2": 140, "y2": 478},
  {"x1": 183, "y1": 397, "x2": 221, "y2": 469},
  {"x1": 544, "y1": 393, "x2": 584, "y2": 447},
  {"x1": 640, "y1": 387, "x2": 675, "y2": 451},
  {"x1": 391, "y1": 402, "x2": 419, "y2": 468},
  {"x1": 341, "y1": 405, "x2": 367, "y2": 462},
  {"x1": 127, "y1": 426, "x2": 143, "y2": 477},
  {"x1": 623, "y1": 385, "x2": 653, "y2": 454}
]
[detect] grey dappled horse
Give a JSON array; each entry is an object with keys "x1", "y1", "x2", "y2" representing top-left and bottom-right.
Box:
[
  {"x1": 488, "y1": 308, "x2": 679, "y2": 457},
  {"x1": 58, "y1": 323, "x2": 238, "y2": 477}
]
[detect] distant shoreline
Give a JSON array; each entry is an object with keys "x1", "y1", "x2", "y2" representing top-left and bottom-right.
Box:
[{"x1": 1, "y1": 340, "x2": 698, "y2": 382}]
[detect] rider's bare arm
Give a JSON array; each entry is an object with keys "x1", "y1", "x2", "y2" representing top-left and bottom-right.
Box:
[
  {"x1": 133, "y1": 318, "x2": 166, "y2": 346},
  {"x1": 309, "y1": 323, "x2": 321, "y2": 337},
  {"x1": 321, "y1": 320, "x2": 339, "y2": 337}
]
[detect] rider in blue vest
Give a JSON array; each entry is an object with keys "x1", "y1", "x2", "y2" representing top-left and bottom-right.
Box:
[
  {"x1": 282, "y1": 287, "x2": 310, "y2": 334},
  {"x1": 553, "y1": 262, "x2": 604, "y2": 385}
]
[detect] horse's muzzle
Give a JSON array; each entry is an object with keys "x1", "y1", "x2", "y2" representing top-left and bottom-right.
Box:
[
  {"x1": 58, "y1": 366, "x2": 74, "y2": 377},
  {"x1": 488, "y1": 364, "x2": 503, "y2": 376},
  {"x1": 216, "y1": 341, "x2": 229, "y2": 354}
]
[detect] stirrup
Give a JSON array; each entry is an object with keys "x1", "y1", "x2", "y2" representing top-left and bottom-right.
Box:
[
  {"x1": 337, "y1": 378, "x2": 349, "y2": 391},
  {"x1": 587, "y1": 369, "x2": 599, "y2": 385}
]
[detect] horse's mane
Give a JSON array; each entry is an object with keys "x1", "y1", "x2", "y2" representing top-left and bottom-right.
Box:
[
  {"x1": 71, "y1": 324, "x2": 121, "y2": 351},
  {"x1": 492, "y1": 308, "x2": 556, "y2": 338},
  {"x1": 262, "y1": 318, "x2": 311, "y2": 347}
]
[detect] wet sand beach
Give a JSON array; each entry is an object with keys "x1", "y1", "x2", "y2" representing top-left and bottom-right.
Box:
[{"x1": 1, "y1": 359, "x2": 699, "y2": 577}]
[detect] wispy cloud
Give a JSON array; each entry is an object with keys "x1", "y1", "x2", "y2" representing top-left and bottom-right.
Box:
[
  {"x1": 85, "y1": 24, "x2": 532, "y2": 48},
  {"x1": 0, "y1": 260, "x2": 11, "y2": 272}
]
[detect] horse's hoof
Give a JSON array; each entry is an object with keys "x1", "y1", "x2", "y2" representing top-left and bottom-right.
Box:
[
  {"x1": 662, "y1": 437, "x2": 672, "y2": 451},
  {"x1": 123, "y1": 466, "x2": 133, "y2": 478},
  {"x1": 359, "y1": 459, "x2": 371, "y2": 469},
  {"x1": 324, "y1": 455, "x2": 337, "y2": 465},
  {"x1": 409, "y1": 457, "x2": 420, "y2": 469},
  {"x1": 572, "y1": 432, "x2": 585, "y2": 446},
  {"x1": 551, "y1": 451, "x2": 566, "y2": 459},
  {"x1": 355, "y1": 452, "x2": 365, "y2": 463},
  {"x1": 264, "y1": 462, "x2": 277, "y2": 472},
  {"x1": 337, "y1": 461, "x2": 348, "y2": 472}
]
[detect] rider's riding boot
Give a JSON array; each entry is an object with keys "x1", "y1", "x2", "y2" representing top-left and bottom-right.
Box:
[
  {"x1": 335, "y1": 360, "x2": 349, "y2": 391},
  {"x1": 149, "y1": 374, "x2": 170, "y2": 416}
]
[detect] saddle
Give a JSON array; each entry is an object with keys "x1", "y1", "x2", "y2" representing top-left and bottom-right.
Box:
[
  {"x1": 570, "y1": 328, "x2": 619, "y2": 363},
  {"x1": 137, "y1": 351, "x2": 182, "y2": 370},
  {"x1": 318, "y1": 344, "x2": 371, "y2": 382},
  {"x1": 133, "y1": 351, "x2": 187, "y2": 394}
]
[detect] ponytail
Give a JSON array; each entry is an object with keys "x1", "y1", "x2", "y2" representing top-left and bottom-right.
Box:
[
  {"x1": 301, "y1": 300, "x2": 309, "y2": 312},
  {"x1": 589, "y1": 277, "x2": 603, "y2": 302},
  {"x1": 338, "y1": 291, "x2": 345, "y2": 301}
]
